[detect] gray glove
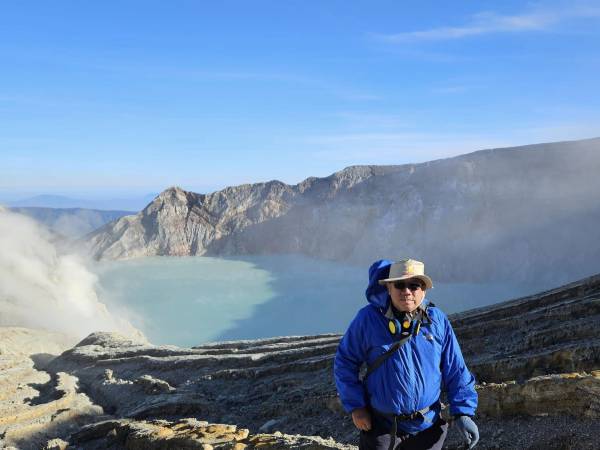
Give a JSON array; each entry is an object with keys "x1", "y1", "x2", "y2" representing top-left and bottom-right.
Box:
[{"x1": 455, "y1": 415, "x2": 479, "y2": 449}]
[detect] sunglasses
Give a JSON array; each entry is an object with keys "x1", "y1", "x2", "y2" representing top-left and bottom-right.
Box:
[{"x1": 391, "y1": 281, "x2": 423, "y2": 291}]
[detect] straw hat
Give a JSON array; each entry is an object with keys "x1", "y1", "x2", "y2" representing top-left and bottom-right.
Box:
[{"x1": 377, "y1": 259, "x2": 433, "y2": 290}]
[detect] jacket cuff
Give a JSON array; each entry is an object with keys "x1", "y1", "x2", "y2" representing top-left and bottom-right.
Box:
[{"x1": 449, "y1": 403, "x2": 476, "y2": 417}]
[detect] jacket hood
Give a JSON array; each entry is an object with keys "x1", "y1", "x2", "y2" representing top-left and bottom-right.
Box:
[{"x1": 365, "y1": 259, "x2": 393, "y2": 308}]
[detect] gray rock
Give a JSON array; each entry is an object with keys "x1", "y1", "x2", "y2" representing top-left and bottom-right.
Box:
[
  {"x1": 0, "y1": 328, "x2": 104, "y2": 449},
  {"x1": 259, "y1": 418, "x2": 282, "y2": 433},
  {"x1": 84, "y1": 138, "x2": 600, "y2": 285},
  {"x1": 42, "y1": 438, "x2": 69, "y2": 450},
  {"x1": 134, "y1": 374, "x2": 176, "y2": 394}
]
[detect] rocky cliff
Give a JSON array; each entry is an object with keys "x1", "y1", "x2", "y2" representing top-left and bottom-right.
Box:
[
  {"x1": 85, "y1": 138, "x2": 600, "y2": 284},
  {"x1": 2, "y1": 273, "x2": 599, "y2": 449}
]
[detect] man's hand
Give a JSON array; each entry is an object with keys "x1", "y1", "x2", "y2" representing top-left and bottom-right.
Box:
[
  {"x1": 454, "y1": 415, "x2": 479, "y2": 449},
  {"x1": 351, "y1": 407, "x2": 372, "y2": 431}
]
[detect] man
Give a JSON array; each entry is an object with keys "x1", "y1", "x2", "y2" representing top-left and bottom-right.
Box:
[{"x1": 334, "y1": 259, "x2": 479, "y2": 450}]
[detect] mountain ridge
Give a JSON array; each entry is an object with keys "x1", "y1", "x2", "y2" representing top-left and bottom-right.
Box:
[{"x1": 85, "y1": 137, "x2": 600, "y2": 284}]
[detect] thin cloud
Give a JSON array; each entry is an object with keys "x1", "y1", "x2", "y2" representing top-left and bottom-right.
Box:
[
  {"x1": 374, "y1": 6, "x2": 600, "y2": 43},
  {"x1": 304, "y1": 132, "x2": 514, "y2": 163},
  {"x1": 307, "y1": 132, "x2": 427, "y2": 145},
  {"x1": 337, "y1": 92, "x2": 382, "y2": 101},
  {"x1": 87, "y1": 61, "x2": 381, "y2": 102},
  {"x1": 303, "y1": 121, "x2": 600, "y2": 165},
  {"x1": 332, "y1": 112, "x2": 412, "y2": 129},
  {"x1": 430, "y1": 85, "x2": 470, "y2": 94},
  {"x1": 375, "y1": 12, "x2": 554, "y2": 43}
]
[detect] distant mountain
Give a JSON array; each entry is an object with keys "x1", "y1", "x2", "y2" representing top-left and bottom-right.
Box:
[
  {"x1": 8, "y1": 195, "x2": 87, "y2": 209},
  {"x1": 85, "y1": 137, "x2": 600, "y2": 284},
  {"x1": 8, "y1": 193, "x2": 157, "y2": 211},
  {"x1": 10, "y1": 207, "x2": 134, "y2": 239}
]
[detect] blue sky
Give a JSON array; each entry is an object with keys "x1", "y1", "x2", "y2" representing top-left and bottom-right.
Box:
[{"x1": 2, "y1": 0, "x2": 600, "y2": 200}]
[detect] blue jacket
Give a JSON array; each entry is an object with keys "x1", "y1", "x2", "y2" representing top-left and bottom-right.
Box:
[{"x1": 334, "y1": 259, "x2": 477, "y2": 434}]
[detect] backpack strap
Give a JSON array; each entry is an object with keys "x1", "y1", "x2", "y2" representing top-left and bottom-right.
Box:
[
  {"x1": 361, "y1": 303, "x2": 432, "y2": 381},
  {"x1": 362, "y1": 334, "x2": 412, "y2": 380}
]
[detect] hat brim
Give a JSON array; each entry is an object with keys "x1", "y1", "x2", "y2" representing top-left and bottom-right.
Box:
[{"x1": 378, "y1": 274, "x2": 433, "y2": 290}]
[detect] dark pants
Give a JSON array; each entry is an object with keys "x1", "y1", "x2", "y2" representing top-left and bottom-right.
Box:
[{"x1": 359, "y1": 417, "x2": 448, "y2": 450}]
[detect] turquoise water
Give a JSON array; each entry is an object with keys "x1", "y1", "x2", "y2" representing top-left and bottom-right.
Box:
[{"x1": 93, "y1": 255, "x2": 548, "y2": 347}]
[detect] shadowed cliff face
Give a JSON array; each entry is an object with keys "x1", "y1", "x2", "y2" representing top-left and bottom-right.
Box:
[{"x1": 85, "y1": 138, "x2": 600, "y2": 284}]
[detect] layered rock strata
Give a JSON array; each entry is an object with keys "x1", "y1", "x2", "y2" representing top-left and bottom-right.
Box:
[
  {"x1": 450, "y1": 273, "x2": 600, "y2": 383},
  {"x1": 3, "y1": 273, "x2": 600, "y2": 449},
  {"x1": 57, "y1": 418, "x2": 353, "y2": 450},
  {"x1": 46, "y1": 333, "x2": 344, "y2": 436},
  {"x1": 0, "y1": 328, "x2": 101, "y2": 449},
  {"x1": 476, "y1": 371, "x2": 600, "y2": 418}
]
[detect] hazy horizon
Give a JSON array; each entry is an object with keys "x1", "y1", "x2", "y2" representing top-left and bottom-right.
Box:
[{"x1": 3, "y1": 136, "x2": 600, "y2": 208}]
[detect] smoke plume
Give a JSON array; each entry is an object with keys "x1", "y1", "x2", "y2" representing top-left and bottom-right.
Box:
[{"x1": 0, "y1": 206, "x2": 144, "y2": 340}]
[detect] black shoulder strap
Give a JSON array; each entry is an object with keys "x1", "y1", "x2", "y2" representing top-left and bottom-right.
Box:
[
  {"x1": 362, "y1": 334, "x2": 412, "y2": 380},
  {"x1": 362, "y1": 303, "x2": 433, "y2": 381}
]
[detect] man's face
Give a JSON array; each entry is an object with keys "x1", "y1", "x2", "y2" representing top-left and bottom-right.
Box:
[{"x1": 386, "y1": 278, "x2": 426, "y2": 313}]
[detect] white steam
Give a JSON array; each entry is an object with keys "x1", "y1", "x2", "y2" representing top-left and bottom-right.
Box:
[{"x1": 0, "y1": 207, "x2": 144, "y2": 340}]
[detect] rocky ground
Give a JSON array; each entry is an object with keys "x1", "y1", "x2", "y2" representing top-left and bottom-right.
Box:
[
  {"x1": 1, "y1": 274, "x2": 599, "y2": 449},
  {"x1": 0, "y1": 328, "x2": 97, "y2": 449}
]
